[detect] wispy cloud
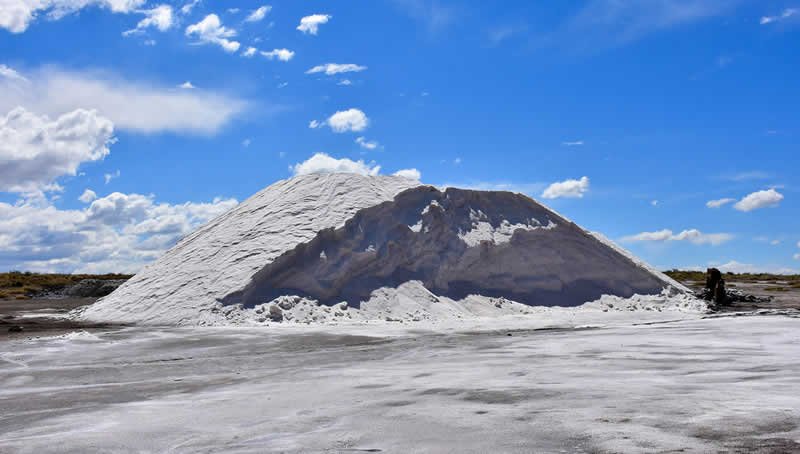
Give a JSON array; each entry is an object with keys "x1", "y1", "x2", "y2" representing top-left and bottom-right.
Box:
[
  {"x1": 622, "y1": 229, "x2": 733, "y2": 246},
  {"x1": 716, "y1": 260, "x2": 797, "y2": 275},
  {"x1": 122, "y1": 4, "x2": 174, "y2": 36},
  {"x1": 720, "y1": 170, "x2": 771, "y2": 182},
  {"x1": 392, "y1": 0, "x2": 457, "y2": 32},
  {"x1": 706, "y1": 198, "x2": 735, "y2": 208},
  {"x1": 760, "y1": 8, "x2": 798, "y2": 25},
  {"x1": 245, "y1": 5, "x2": 271, "y2": 23},
  {"x1": 355, "y1": 137, "x2": 380, "y2": 150},
  {"x1": 306, "y1": 63, "x2": 367, "y2": 75},
  {"x1": 551, "y1": 0, "x2": 744, "y2": 51},
  {"x1": 436, "y1": 181, "x2": 547, "y2": 196},
  {"x1": 0, "y1": 65, "x2": 247, "y2": 135},
  {"x1": 486, "y1": 24, "x2": 527, "y2": 46},
  {"x1": 260, "y1": 48, "x2": 294, "y2": 61}
]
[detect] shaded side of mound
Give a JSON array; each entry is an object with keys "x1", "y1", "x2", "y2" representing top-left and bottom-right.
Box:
[
  {"x1": 222, "y1": 186, "x2": 675, "y2": 308},
  {"x1": 77, "y1": 174, "x2": 420, "y2": 325}
]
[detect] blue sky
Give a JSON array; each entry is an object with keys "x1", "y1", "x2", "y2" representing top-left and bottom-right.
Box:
[{"x1": 1, "y1": 0, "x2": 798, "y2": 274}]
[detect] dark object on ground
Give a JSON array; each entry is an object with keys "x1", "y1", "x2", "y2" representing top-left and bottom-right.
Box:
[
  {"x1": 0, "y1": 272, "x2": 133, "y2": 300},
  {"x1": 697, "y1": 268, "x2": 773, "y2": 311},
  {"x1": 704, "y1": 268, "x2": 727, "y2": 305},
  {"x1": 0, "y1": 297, "x2": 126, "y2": 339},
  {"x1": 64, "y1": 279, "x2": 127, "y2": 298},
  {"x1": 23, "y1": 279, "x2": 128, "y2": 299},
  {"x1": 665, "y1": 269, "x2": 800, "y2": 284}
]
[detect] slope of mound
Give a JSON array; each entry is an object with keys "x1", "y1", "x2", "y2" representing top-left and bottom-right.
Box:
[
  {"x1": 78, "y1": 174, "x2": 420, "y2": 325},
  {"x1": 222, "y1": 186, "x2": 676, "y2": 308}
]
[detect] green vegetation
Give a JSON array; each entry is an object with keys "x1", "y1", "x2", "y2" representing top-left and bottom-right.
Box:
[
  {"x1": 0, "y1": 272, "x2": 133, "y2": 300},
  {"x1": 664, "y1": 269, "x2": 800, "y2": 284}
]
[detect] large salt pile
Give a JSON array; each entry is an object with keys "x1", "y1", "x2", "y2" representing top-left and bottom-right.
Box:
[{"x1": 77, "y1": 173, "x2": 691, "y2": 325}]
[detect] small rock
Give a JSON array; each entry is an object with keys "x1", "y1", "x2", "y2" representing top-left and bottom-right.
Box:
[
  {"x1": 278, "y1": 298, "x2": 297, "y2": 310},
  {"x1": 268, "y1": 305, "x2": 283, "y2": 322}
]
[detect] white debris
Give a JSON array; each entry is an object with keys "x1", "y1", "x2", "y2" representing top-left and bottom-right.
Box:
[{"x1": 459, "y1": 218, "x2": 556, "y2": 247}]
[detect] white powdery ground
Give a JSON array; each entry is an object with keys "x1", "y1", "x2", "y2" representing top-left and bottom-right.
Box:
[{"x1": 0, "y1": 312, "x2": 798, "y2": 453}]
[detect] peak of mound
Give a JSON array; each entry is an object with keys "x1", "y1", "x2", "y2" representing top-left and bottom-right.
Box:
[{"x1": 78, "y1": 173, "x2": 688, "y2": 326}]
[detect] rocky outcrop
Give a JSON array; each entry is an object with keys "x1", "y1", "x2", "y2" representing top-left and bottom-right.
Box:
[
  {"x1": 698, "y1": 268, "x2": 772, "y2": 310},
  {"x1": 65, "y1": 279, "x2": 127, "y2": 298}
]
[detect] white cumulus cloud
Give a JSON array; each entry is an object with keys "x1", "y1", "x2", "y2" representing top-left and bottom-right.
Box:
[
  {"x1": 306, "y1": 63, "x2": 367, "y2": 75},
  {"x1": 734, "y1": 189, "x2": 784, "y2": 212},
  {"x1": 0, "y1": 0, "x2": 145, "y2": 33},
  {"x1": 393, "y1": 169, "x2": 421, "y2": 180},
  {"x1": 260, "y1": 48, "x2": 294, "y2": 61},
  {"x1": 245, "y1": 5, "x2": 270, "y2": 23},
  {"x1": 0, "y1": 192, "x2": 237, "y2": 273},
  {"x1": 0, "y1": 65, "x2": 247, "y2": 134},
  {"x1": 291, "y1": 153, "x2": 380, "y2": 176},
  {"x1": 0, "y1": 107, "x2": 114, "y2": 193},
  {"x1": 186, "y1": 14, "x2": 240, "y2": 53},
  {"x1": 541, "y1": 176, "x2": 589, "y2": 199},
  {"x1": 297, "y1": 13, "x2": 330, "y2": 35},
  {"x1": 326, "y1": 108, "x2": 368, "y2": 133},
  {"x1": 622, "y1": 229, "x2": 734, "y2": 246}
]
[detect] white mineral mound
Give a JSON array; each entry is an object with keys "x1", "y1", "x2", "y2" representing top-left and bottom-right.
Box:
[{"x1": 78, "y1": 173, "x2": 691, "y2": 326}]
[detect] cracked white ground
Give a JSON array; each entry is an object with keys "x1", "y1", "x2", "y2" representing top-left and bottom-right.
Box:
[{"x1": 1, "y1": 310, "x2": 799, "y2": 453}]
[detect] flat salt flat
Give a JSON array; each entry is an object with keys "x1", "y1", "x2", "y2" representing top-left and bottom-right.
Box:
[{"x1": 1, "y1": 312, "x2": 799, "y2": 453}]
